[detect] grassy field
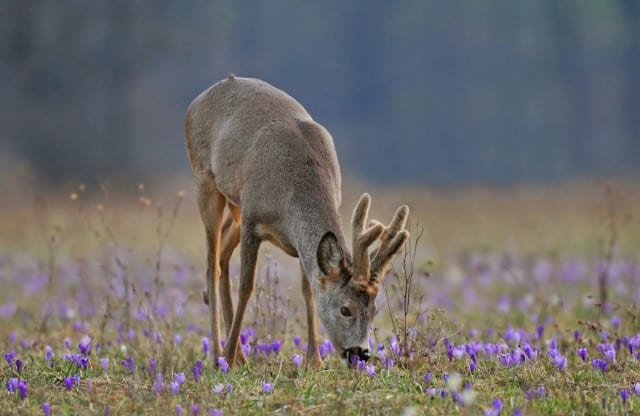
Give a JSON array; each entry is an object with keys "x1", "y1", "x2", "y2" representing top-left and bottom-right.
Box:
[{"x1": 1, "y1": 179, "x2": 640, "y2": 415}]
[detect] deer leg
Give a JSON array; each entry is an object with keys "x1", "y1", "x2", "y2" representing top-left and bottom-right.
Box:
[
  {"x1": 196, "y1": 172, "x2": 226, "y2": 363},
  {"x1": 301, "y1": 264, "x2": 323, "y2": 368},
  {"x1": 218, "y1": 215, "x2": 245, "y2": 363},
  {"x1": 223, "y1": 224, "x2": 260, "y2": 366}
]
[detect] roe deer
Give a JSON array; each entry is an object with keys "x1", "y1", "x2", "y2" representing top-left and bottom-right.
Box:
[{"x1": 185, "y1": 75, "x2": 409, "y2": 367}]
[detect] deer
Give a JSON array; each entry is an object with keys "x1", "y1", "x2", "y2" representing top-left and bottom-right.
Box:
[{"x1": 184, "y1": 75, "x2": 409, "y2": 367}]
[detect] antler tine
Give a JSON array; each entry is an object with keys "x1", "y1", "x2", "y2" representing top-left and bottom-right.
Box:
[
  {"x1": 351, "y1": 194, "x2": 384, "y2": 283},
  {"x1": 369, "y1": 205, "x2": 410, "y2": 290}
]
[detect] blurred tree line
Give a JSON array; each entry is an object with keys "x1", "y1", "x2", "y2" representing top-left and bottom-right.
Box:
[{"x1": 0, "y1": 1, "x2": 638, "y2": 186}]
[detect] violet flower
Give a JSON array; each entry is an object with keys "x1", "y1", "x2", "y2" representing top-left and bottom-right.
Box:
[
  {"x1": 121, "y1": 356, "x2": 135, "y2": 373},
  {"x1": 193, "y1": 360, "x2": 204, "y2": 382},
  {"x1": 42, "y1": 402, "x2": 51, "y2": 416},
  {"x1": 217, "y1": 357, "x2": 229, "y2": 374},
  {"x1": 577, "y1": 348, "x2": 587, "y2": 362},
  {"x1": 100, "y1": 357, "x2": 109, "y2": 373},
  {"x1": 64, "y1": 376, "x2": 74, "y2": 391},
  {"x1": 78, "y1": 335, "x2": 91, "y2": 356},
  {"x1": 191, "y1": 404, "x2": 199, "y2": 415},
  {"x1": 17, "y1": 380, "x2": 27, "y2": 400},
  {"x1": 169, "y1": 381, "x2": 180, "y2": 395},
  {"x1": 209, "y1": 409, "x2": 223, "y2": 416},
  {"x1": 153, "y1": 374, "x2": 164, "y2": 395},
  {"x1": 292, "y1": 353, "x2": 303, "y2": 369},
  {"x1": 262, "y1": 382, "x2": 273, "y2": 393},
  {"x1": 175, "y1": 372, "x2": 186, "y2": 386},
  {"x1": 621, "y1": 389, "x2": 628, "y2": 405}
]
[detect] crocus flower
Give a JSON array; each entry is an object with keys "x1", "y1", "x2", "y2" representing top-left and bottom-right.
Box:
[
  {"x1": 209, "y1": 409, "x2": 223, "y2": 416},
  {"x1": 262, "y1": 382, "x2": 273, "y2": 393},
  {"x1": 149, "y1": 357, "x2": 157, "y2": 374},
  {"x1": 17, "y1": 380, "x2": 27, "y2": 400},
  {"x1": 217, "y1": 357, "x2": 229, "y2": 374},
  {"x1": 469, "y1": 361, "x2": 476, "y2": 374},
  {"x1": 7, "y1": 378, "x2": 19, "y2": 393},
  {"x1": 45, "y1": 345, "x2": 54, "y2": 363},
  {"x1": 577, "y1": 348, "x2": 587, "y2": 362},
  {"x1": 4, "y1": 350, "x2": 16, "y2": 366},
  {"x1": 176, "y1": 404, "x2": 182, "y2": 415},
  {"x1": 153, "y1": 374, "x2": 164, "y2": 395},
  {"x1": 175, "y1": 372, "x2": 186, "y2": 386},
  {"x1": 15, "y1": 359, "x2": 23, "y2": 373},
  {"x1": 292, "y1": 354, "x2": 303, "y2": 369},
  {"x1": 42, "y1": 402, "x2": 51, "y2": 416},
  {"x1": 64, "y1": 376, "x2": 74, "y2": 391},
  {"x1": 553, "y1": 354, "x2": 567, "y2": 371},
  {"x1": 621, "y1": 389, "x2": 628, "y2": 405},
  {"x1": 121, "y1": 356, "x2": 135, "y2": 373},
  {"x1": 592, "y1": 358, "x2": 607, "y2": 373},
  {"x1": 293, "y1": 335, "x2": 301, "y2": 349},
  {"x1": 365, "y1": 363, "x2": 375, "y2": 376},
  {"x1": 242, "y1": 343, "x2": 251, "y2": 358},
  {"x1": 424, "y1": 373, "x2": 431, "y2": 383},
  {"x1": 427, "y1": 387, "x2": 437, "y2": 396},
  {"x1": 169, "y1": 381, "x2": 180, "y2": 395},
  {"x1": 202, "y1": 337, "x2": 210, "y2": 356},
  {"x1": 611, "y1": 316, "x2": 620, "y2": 330},
  {"x1": 212, "y1": 384, "x2": 226, "y2": 394},
  {"x1": 633, "y1": 383, "x2": 640, "y2": 396},
  {"x1": 191, "y1": 404, "x2": 199, "y2": 415},
  {"x1": 100, "y1": 357, "x2": 109, "y2": 373},
  {"x1": 193, "y1": 360, "x2": 204, "y2": 382},
  {"x1": 78, "y1": 335, "x2": 91, "y2": 355},
  {"x1": 64, "y1": 338, "x2": 71, "y2": 350}
]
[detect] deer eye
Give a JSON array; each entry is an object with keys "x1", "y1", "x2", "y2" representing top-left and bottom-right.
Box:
[{"x1": 340, "y1": 306, "x2": 352, "y2": 317}]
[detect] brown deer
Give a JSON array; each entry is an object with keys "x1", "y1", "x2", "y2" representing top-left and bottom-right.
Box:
[{"x1": 185, "y1": 75, "x2": 409, "y2": 367}]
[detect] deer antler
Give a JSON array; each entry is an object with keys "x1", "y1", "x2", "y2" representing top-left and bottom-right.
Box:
[
  {"x1": 351, "y1": 194, "x2": 384, "y2": 291},
  {"x1": 367, "y1": 204, "x2": 409, "y2": 294},
  {"x1": 350, "y1": 194, "x2": 409, "y2": 296}
]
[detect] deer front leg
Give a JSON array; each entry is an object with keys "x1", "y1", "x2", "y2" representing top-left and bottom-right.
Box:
[
  {"x1": 223, "y1": 225, "x2": 260, "y2": 366},
  {"x1": 197, "y1": 174, "x2": 226, "y2": 362},
  {"x1": 301, "y1": 265, "x2": 323, "y2": 368}
]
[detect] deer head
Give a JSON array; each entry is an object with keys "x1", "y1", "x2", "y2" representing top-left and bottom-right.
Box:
[{"x1": 315, "y1": 193, "x2": 409, "y2": 363}]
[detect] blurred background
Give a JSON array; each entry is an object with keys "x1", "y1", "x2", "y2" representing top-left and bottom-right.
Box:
[{"x1": 0, "y1": 0, "x2": 638, "y2": 189}]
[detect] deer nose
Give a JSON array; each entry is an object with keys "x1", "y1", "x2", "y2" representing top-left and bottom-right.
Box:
[{"x1": 344, "y1": 347, "x2": 371, "y2": 363}]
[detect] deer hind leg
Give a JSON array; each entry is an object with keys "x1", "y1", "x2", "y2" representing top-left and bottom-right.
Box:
[
  {"x1": 196, "y1": 172, "x2": 226, "y2": 362},
  {"x1": 218, "y1": 213, "x2": 246, "y2": 364},
  {"x1": 300, "y1": 264, "x2": 323, "y2": 368},
  {"x1": 223, "y1": 222, "x2": 260, "y2": 366}
]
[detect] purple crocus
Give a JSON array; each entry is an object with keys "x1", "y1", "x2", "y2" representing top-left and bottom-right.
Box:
[
  {"x1": 15, "y1": 359, "x2": 23, "y2": 373},
  {"x1": 4, "y1": 350, "x2": 16, "y2": 366},
  {"x1": 427, "y1": 387, "x2": 437, "y2": 396},
  {"x1": 262, "y1": 382, "x2": 273, "y2": 393},
  {"x1": 209, "y1": 409, "x2": 223, "y2": 416},
  {"x1": 193, "y1": 360, "x2": 204, "y2": 382},
  {"x1": 553, "y1": 354, "x2": 567, "y2": 371},
  {"x1": 121, "y1": 356, "x2": 135, "y2": 373},
  {"x1": 217, "y1": 357, "x2": 229, "y2": 374},
  {"x1": 149, "y1": 357, "x2": 157, "y2": 374},
  {"x1": 577, "y1": 348, "x2": 587, "y2": 362},
  {"x1": 17, "y1": 380, "x2": 27, "y2": 400},
  {"x1": 176, "y1": 404, "x2": 182, "y2": 415},
  {"x1": 169, "y1": 381, "x2": 180, "y2": 395},
  {"x1": 64, "y1": 376, "x2": 74, "y2": 391},
  {"x1": 366, "y1": 363, "x2": 376, "y2": 376},
  {"x1": 293, "y1": 335, "x2": 301, "y2": 349},
  {"x1": 42, "y1": 402, "x2": 51, "y2": 416},
  {"x1": 621, "y1": 389, "x2": 628, "y2": 405},
  {"x1": 292, "y1": 354, "x2": 303, "y2": 369},
  {"x1": 633, "y1": 383, "x2": 640, "y2": 396},
  {"x1": 78, "y1": 335, "x2": 91, "y2": 356},
  {"x1": 592, "y1": 358, "x2": 607, "y2": 373},
  {"x1": 611, "y1": 316, "x2": 620, "y2": 330},
  {"x1": 153, "y1": 374, "x2": 164, "y2": 395},
  {"x1": 100, "y1": 357, "x2": 109, "y2": 373},
  {"x1": 7, "y1": 378, "x2": 19, "y2": 393},
  {"x1": 175, "y1": 372, "x2": 186, "y2": 386},
  {"x1": 191, "y1": 404, "x2": 200, "y2": 415},
  {"x1": 424, "y1": 373, "x2": 431, "y2": 383},
  {"x1": 45, "y1": 345, "x2": 54, "y2": 363},
  {"x1": 469, "y1": 361, "x2": 476, "y2": 374},
  {"x1": 202, "y1": 337, "x2": 210, "y2": 356}
]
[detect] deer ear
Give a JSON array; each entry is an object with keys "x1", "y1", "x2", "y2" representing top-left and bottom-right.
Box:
[{"x1": 317, "y1": 232, "x2": 343, "y2": 278}]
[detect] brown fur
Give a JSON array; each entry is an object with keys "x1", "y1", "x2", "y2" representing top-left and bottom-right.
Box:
[{"x1": 185, "y1": 76, "x2": 409, "y2": 367}]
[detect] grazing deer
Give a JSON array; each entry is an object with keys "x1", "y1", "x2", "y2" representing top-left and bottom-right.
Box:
[{"x1": 185, "y1": 75, "x2": 409, "y2": 367}]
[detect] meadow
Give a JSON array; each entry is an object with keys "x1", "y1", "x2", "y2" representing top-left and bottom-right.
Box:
[{"x1": 1, "y1": 178, "x2": 640, "y2": 415}]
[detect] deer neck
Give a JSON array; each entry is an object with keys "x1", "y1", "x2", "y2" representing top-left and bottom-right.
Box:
[{"x1": 289, "y1": 203, "x2": 347, "y2": 288}]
